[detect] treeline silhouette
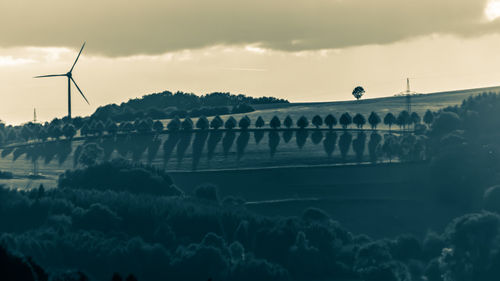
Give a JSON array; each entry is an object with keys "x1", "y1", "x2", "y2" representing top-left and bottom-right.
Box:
[
  {"x1": 91, "y1": 90, "x2": 288, "y2": 122},
  {"x1": 423, "y1": 92, "x2": 500, "y2": 209},
  {"x1": 1, "y1": 159, "x2": 500, "y2": 280},
  {"x1": 0, "y1": 110, "x2": 423, "y2": 147}
]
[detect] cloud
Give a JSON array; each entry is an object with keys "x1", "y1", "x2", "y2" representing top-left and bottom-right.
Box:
[
  {"x1": 0, "y1": 56, "x2": 35, "y2": 67},
  {"x1": 0, "y1": 0, "x2": 498, "y2": 56}
]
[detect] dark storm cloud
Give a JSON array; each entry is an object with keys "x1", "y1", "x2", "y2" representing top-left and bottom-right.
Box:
[{"x1": 1, "y1": 0, "x2": 497, "y2": 56}]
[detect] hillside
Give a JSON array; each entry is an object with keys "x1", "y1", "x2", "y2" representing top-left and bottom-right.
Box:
[
  {"x1": 0, "y1": 85, "x2": 498, "y2": 191},
  {"x1": 214, "y1": 85, "x2": 500, "y2": 128}
]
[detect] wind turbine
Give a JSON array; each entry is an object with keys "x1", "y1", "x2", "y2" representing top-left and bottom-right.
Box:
[{"x1": 34, "y1": 42, "x2": 90, "y2": 119}]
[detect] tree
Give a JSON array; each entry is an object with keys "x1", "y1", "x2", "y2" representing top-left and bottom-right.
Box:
[
  {"x1": 383, "y1": 135, "x2": 399, "y2": 162},
  {"x1": 384, "y1": 113, "x2": 396, "y2": 131},
  {"x1": 270, "y1": 116, "x2": 281, "y2": 129},
  {"x1": 410, "y1": 112, "x2": 421, "y2": 128},
  {"x1": 137, "y1": 119, "x2": 152, "y2": 133},
  {"x1": 312, "y1": 115, "x2": 323, "y2": 128},
  {"x1": 20, "y1": 126, "x2": 32, "y2": 141},
  {"x1": 6, "y1": 129, "x2": 18, "y2": 142},
  {"x1": 38, "y1": 127, "x2": 49, "y2": 141},
  {"x1": 353, "y1": 113, "x2": 366, "y2": 129},
  {"x1": 49, "y1": 125, "x2": 63, "y2": 139},
  {"x1": 296, "y1": 116, "x2": 309, "y2": 129},
  {"x1": 324, "y1": 114, "x2": 337, "y2": 129},
  {"x1": 181, "y1": 117, "x2": 194, "y2": 130},
  {"x1": 284, "y1": 115, "x2": 293, "y2": 128},
  {"x1": 352, "y1": 86, "x2": 365, "y2": 100},
  {"x1": 78, "y1": 143, "x2": 103, "y2": 167},
  {"x1": 210, "y1": 115, "x2": 224, "y2": 130},
  {"x1": 80, "y1": 123, "x2": 90, "y2": 136},
  {"x1": 238, "y1": 116, "x2": 251, "y2": 130},
  {"x1": 397, "y1": 110, "x2": 410, "y2": 130},
  {"x1": 93, "y1": 120, "x2": 105, "y2": 136},
  {"x1": 339, "y1": 113, "x2": 352, "y2": 129},
  {"x1": 432, "y1": 111, "x2": 461, "y2": 135},
  {"x1": 255, "y1": 116, "x2": 265, "y2": 128},
  {"x1": 62, "y1": 123, "x2": 76, "y2": 139},
  {"x1": 106, "y1": 120, "x2": 118, "y2": 135},
  {"x1": 368, "y1": 112, "x2": 381, "y2": 130},
  {"x1": 225, "y1": 116, "x2": 237, "y2": 129},
  {"x1": 133, "y1": 118, "x2": 142, "y2": 131},
  {"x1": 122, "y1": 122, "x2": 135, "y2": 133},
  {"x1": 153, "y1": 120, "x2": 164, "y2": 133},
  {"x1": 196, "y1": 116, "x2": 209, "y2": 130},
  {"x1": 72, "y1": 116, "x2": 84, "y2": 129},
  {"x1": 423, "y1": 110, "x2": 434, "y2": 125},
  {"x1": 167, "y1": 117, "x2": 181, "y2": 131}
]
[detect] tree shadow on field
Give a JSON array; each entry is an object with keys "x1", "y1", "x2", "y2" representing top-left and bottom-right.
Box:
[
  {"x1": 339, "y1": 132, "x2": 352, "y2": 162},
  {"x1": 57, "y1": 140, "x2": 73, "y2": 165},
  {"x1": 254, "y1": 131, "x2": 264, "y2": 144},
  {"x1": 115, "y1": 135, "x2": 130, "y2": 158},
  {"x1": 73, "y1": 144, "x2": 83, "y2": 168},
  {"x1": 163, "y1": 132, "x2": 180, "y2": 167},
  {"x1": 207, "y1": 131, "x2": 223, "y2": 161},
  {"x1": 147, "y1": 137, "x2": 162, "y2": 164},
  {"x1": 26, "y1": 145, "x2": 41, "y2": 164},
  {"x1": 130, "y1": 135, "x2": 153, "y2": 163},
  {"x1": 268, "y1": 131, "x2": 280, "y2": 157},
  {"x1": 42, "y1": 142, "x2": 59, "y2": 164},
  {"x1": 236, "y1": 131, "x2": 250, "y2": 160},
  {"x1": 1, "y1": 147, "x2": 13, "y2": 158},
  {"x1": 352, "y1": 132, "x2": 367, "y2": 163},
  {"x1": 323, "y1": 131, "x2": 337, "y2": 158},
  {"x1": 283, "y1": 130, "x2": 293, "y2": 143},
  {"x1": 176, "y1": 132, "x2": 193, "y2": 166},
  {"x1": 12, "y1": 147, "x2": 27, "y2": 162},
  {"x1": 101, "y1": 137, "x2": 116, "y2": 161},
  {"x1": 223, "y1": 131, "x2": 236, "y2": 157},
  {"x1": 296, "y1": 130, "x2": 309, "y2": 149},
  {"x1": 368, "y1": 132, "x2": 382, "y2": 163},
  {"x1": 192, "y1": 131, "x2": 209, "y2": 170},
  {"x1": 311, "y1": 130, "x2": 323, "y2": 145}
]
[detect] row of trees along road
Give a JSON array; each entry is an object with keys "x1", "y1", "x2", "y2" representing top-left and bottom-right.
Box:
[
  {"x1": 0, "y1": 110, "x2": 435, "y2": 145},
  {"x1": 161, "y1": 110, "x2": 433, "y2": 131}
]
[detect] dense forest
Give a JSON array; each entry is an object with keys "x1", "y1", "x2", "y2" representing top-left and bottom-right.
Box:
[
  {"x1": 2, "y1": 159, "x2": 500, "y2": 281},
  {"x1": 91, "y1": 91, "x2": 288, "y2": 122}
]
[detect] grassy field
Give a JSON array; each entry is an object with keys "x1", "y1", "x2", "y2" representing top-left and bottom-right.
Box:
[
  {"x1": 170, "y1": 162, "x2": 464, "y2": 238},
  {"x1": 157, "y1": 85, "x2": 500, "y2": 129},
  {"x1": 0, "y1": 85, "x2": 496, "y2": 190}
]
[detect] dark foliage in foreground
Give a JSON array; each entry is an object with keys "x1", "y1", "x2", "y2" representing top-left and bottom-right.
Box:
[
  {"x1": 426, "y1": 92, "x2": 500, "y2": 208},
  {"x1": 0, "y1": 244, "x2": 91, "y2": 281},
  {"x1": 58, "y1": 159, "x2": 182, "y2": 196},
  {"x1": 2, "y1": 165, "x2": 500, "y2": 281}
]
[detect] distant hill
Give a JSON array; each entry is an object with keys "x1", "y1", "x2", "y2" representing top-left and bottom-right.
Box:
[
  {"x1": 91, "y1": 91, "x2": 289, "y2": 122},
  {"x1": 235, "y1": 85, "x2": 500, "y2": 126}
]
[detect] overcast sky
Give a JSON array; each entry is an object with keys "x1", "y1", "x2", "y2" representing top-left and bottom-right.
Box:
[{"x1": 2, "y1": 0, "x2": 500, "y2": 124}]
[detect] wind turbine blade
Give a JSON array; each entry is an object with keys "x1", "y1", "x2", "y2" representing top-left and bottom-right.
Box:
[
  {"x1": 69, "y1": 42, "x2": 86, "y2": 73},
  {"x1": 33, "y1": 74, "x2": 66, "y2": 78},
  {"x1": 71, "y1": 77, "x2": 90, "y2": 105}
]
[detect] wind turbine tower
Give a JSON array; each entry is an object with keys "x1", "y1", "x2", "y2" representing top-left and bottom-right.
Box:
[{"x1": 34, "y1": 42, "x2": 90, "y2": 120}]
